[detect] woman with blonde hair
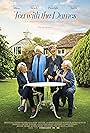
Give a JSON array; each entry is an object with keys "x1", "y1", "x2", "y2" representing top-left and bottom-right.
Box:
[
  {"x1": 32, "y1": 45, "x2": 46, "y2": 101},
  {"x1": 45, "y1": 44, "x2": 63, "y2": 93},
  {"x1": 53, "y1": 60, "x2": 76, "y2": 117},
  {"x1": 17, "y1": 62, "x2": 37, "y2": 118}
]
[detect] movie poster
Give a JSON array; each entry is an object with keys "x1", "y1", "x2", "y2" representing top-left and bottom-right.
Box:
[{"x1": 0, "y1": 0, "x2": 90, "y2": 133}]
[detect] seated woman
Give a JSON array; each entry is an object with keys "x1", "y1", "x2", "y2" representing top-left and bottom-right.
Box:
[
  {"x1": 17, "y1": 62, "x2": 37, "y2": 118},
  {"x1": 53, "y1": 60, "x2": 76, "y2": 117}
]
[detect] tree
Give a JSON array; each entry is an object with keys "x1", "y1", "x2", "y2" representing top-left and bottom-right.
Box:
[
  {"x1": 0, "y1": 34, "x2": 15, "y2": 79},
  {"x1": 19, "y1": 44, "x2": 34, "y2": 69},
  {"x1": 17, "y1": 37, "x2": 51, "y2": 70},
  {"x1": 85, "y1": 29, "x2": 90, "y2": 36},
  {"x1": 33, "y1": 37, "x2": 51, "y2": 46},
  {"x1": 72, "y1": 33, "x2": 90, "y2": 87}
]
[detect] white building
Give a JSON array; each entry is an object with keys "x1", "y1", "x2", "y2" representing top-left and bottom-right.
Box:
[
  {"x1": 10, "y1": 31, "x2": 36, "y2": 55},
  {"x1": 10, "y1": 32, "x2": 85, "y2": 57}
]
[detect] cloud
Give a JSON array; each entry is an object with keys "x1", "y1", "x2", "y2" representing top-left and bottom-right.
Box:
[
  {"x1": 60, "y1": 0, "x2": 74, "y2": 5},
  {"x1": 0, "y1": 0, "x2": 14, "y2": 12},
  {"x1": 0, "y1": 0, "x2": 89, "y2": 43},
  {"x1": 0, "y1": 0, "x2": 17, "y2": 19}
]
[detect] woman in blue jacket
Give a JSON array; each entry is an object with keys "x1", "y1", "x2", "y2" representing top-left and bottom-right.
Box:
[
  {"x1": 53, "y1": 60, "x2": 76, "y2": 117},
  {"x1": 17, "y1": 62, "x2": 36, "y2": 118}
]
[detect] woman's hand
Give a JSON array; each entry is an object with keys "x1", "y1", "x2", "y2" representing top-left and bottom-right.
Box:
[
  {"x1": 59, "y1": 74, "x2": 70, "y2": 83},
  {"x1": 55, "y1": 69, "x2": 62, "y2": 81},
  {"x1": 55, "y1": 75, "x2": 58, "y2": 81},
  {"x1": 59, "y1": 74, "x2": 64, "y2": 79},
  {"x1": 48, "y1": 75, "x2": 53, "y2": 79},
  {"x1": 43, "y1": 68, "x2": 48, "y2": 75}
]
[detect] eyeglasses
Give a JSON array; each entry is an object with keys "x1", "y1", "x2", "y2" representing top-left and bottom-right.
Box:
[{"x1": 50, "y1": 49, "x2": 56, "y2": 52}]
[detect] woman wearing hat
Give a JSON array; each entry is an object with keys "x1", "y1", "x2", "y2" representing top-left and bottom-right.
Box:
[{"x1": 32, "y1": 45, "x2": 46, "y2": 101}]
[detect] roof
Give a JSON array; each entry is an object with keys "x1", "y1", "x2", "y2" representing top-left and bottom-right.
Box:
[
  {"x1": 10, "y1": 38, "x2": 35, "y2": 48},
  {"x1": 56, "y1": 33, "x2": 85, "y2": 48}
]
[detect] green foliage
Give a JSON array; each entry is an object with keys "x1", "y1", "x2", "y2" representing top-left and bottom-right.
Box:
[
  {"x1": 0, "y1": 79, "x2": 90, "y2": 132},
  {"x1": 72, "y1": 33, "x2": 90, "y2": 87},
  {"x1": 85, "y1": 28, "x2": 90, "y2": 36},
  {"x1": 33, "y1": 37, "x2": 51, "y2": 45},
  {"x1": 0, "y1": 34, "x2": 15, "y2": 79},
  {"x1": 17, "y1": 44, "x2": 34, "y2": 70},
  {"x1": 21, "y1": 44, "x2": 34, "y2": 62},
  {"x1": 16, "y1": 37, "x2": 51, "y2": 70}
]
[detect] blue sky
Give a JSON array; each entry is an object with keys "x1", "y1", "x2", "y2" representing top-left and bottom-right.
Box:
[{"x1": 0, "y1": 0, "x2": 90, "y2": 45}]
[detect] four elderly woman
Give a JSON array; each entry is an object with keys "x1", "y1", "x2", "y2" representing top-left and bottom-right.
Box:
[{"x1": 17, "y1": 44, "x2": 76, "y2": 118}]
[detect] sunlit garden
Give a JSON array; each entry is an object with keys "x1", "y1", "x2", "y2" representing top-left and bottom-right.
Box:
[
  {"x1": 0, "y1": 79, "x2": 90, "y2": 133},
  {"x1": 0, "y1": 28, "x2": 90, "y2": 133}
]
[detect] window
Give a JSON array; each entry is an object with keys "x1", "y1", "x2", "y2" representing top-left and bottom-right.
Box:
[
  {"x1": 13, "y1": 46, "x2": 22, "y2": 55},
  {"x1": 57, "y1": 49, "x2": 66, "y2": 56},
  {"x1": 16, "y1": 47, "x2": 18, "y2": 55},
  {"x1": 62, "y1": 49, "x2": 64, "y2": 54},
  {"x1": 58, "y1": 49, "x2": 61, "y2": 54},
  {"x1": 18, "y1": 47, "x2": 21, "y2": 54},
  {"x1": 14, "y1": 47, "x2": 16, "y2": 54},
  {"x1": 44, "y1": 49, "x2": 48, "y2": 55}
]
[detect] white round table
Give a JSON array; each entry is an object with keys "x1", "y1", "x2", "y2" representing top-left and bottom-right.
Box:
[
  {"x1": 23, "y1": 82, "x2": 66, "y2": 88},
  {"x1": 23, "y1": 82, "x2": 66, "y2": 119}
]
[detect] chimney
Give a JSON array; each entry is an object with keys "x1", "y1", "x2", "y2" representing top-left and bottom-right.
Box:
[{"x1": 23, "y1": 30, "x2": 32, "y2": 39}]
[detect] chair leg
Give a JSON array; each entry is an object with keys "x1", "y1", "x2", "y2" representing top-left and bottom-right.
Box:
[
  {"x1": 20, "y1": 97, "x2": 28, "y2": 112},
  {"x1": 73, "y1": 95, "x2": 77, "y2": 109},
  {"x1": 33, "y1": 95, "x2": 38, "y2": 105},
  {"x1": 73, "y1": 104, "x2": 77, "y2": 109},
  {"x1": 64, "y1": 97, "x2": 77, "y2": 109},
  {"x1": 24, "y1": 102, "x2": 28, "y2": 112},
  {"x1": 49, "y1": 88, "x2": 61, "y2": 119},
  {"x1": 37, "y1": 92, "x2": 43, "y2": 111}
]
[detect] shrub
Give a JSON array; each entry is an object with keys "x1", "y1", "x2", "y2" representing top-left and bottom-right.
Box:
[
  {"x1": 72, "y1": 33, "x2": 90, "y2": 87},
  {"x1": 0, "y1": 35, "x2": 15, "y2": 79}
]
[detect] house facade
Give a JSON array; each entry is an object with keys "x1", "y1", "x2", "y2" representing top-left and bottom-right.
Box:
[
  {"x1": 10, "y1": 31, "x2": 36, "y2": 55},
  {"x1": 56, "y1": 33, "x2": 85, "y2": 57},
  {"x1": 10, "y1": 32, "x2": 85, "y2": 57},
  {"x1": 44, "y1": 33, "x2": 85, "y2": 57}
]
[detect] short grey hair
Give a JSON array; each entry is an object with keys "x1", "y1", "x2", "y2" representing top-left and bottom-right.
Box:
[
  {"x1": 34, "y1": 45, "x2": 44, "y2": 53},
  {"x1": 17, "y1": 62, "x2": 26, "y2": 73},
  {"x1": 63, "y1": 60, "x2": 72, "y2": 69}
]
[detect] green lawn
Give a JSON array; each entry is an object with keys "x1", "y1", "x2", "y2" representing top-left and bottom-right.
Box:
[{"x1": 0, "y1": 79, "x2": 90, "y2": 133}]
